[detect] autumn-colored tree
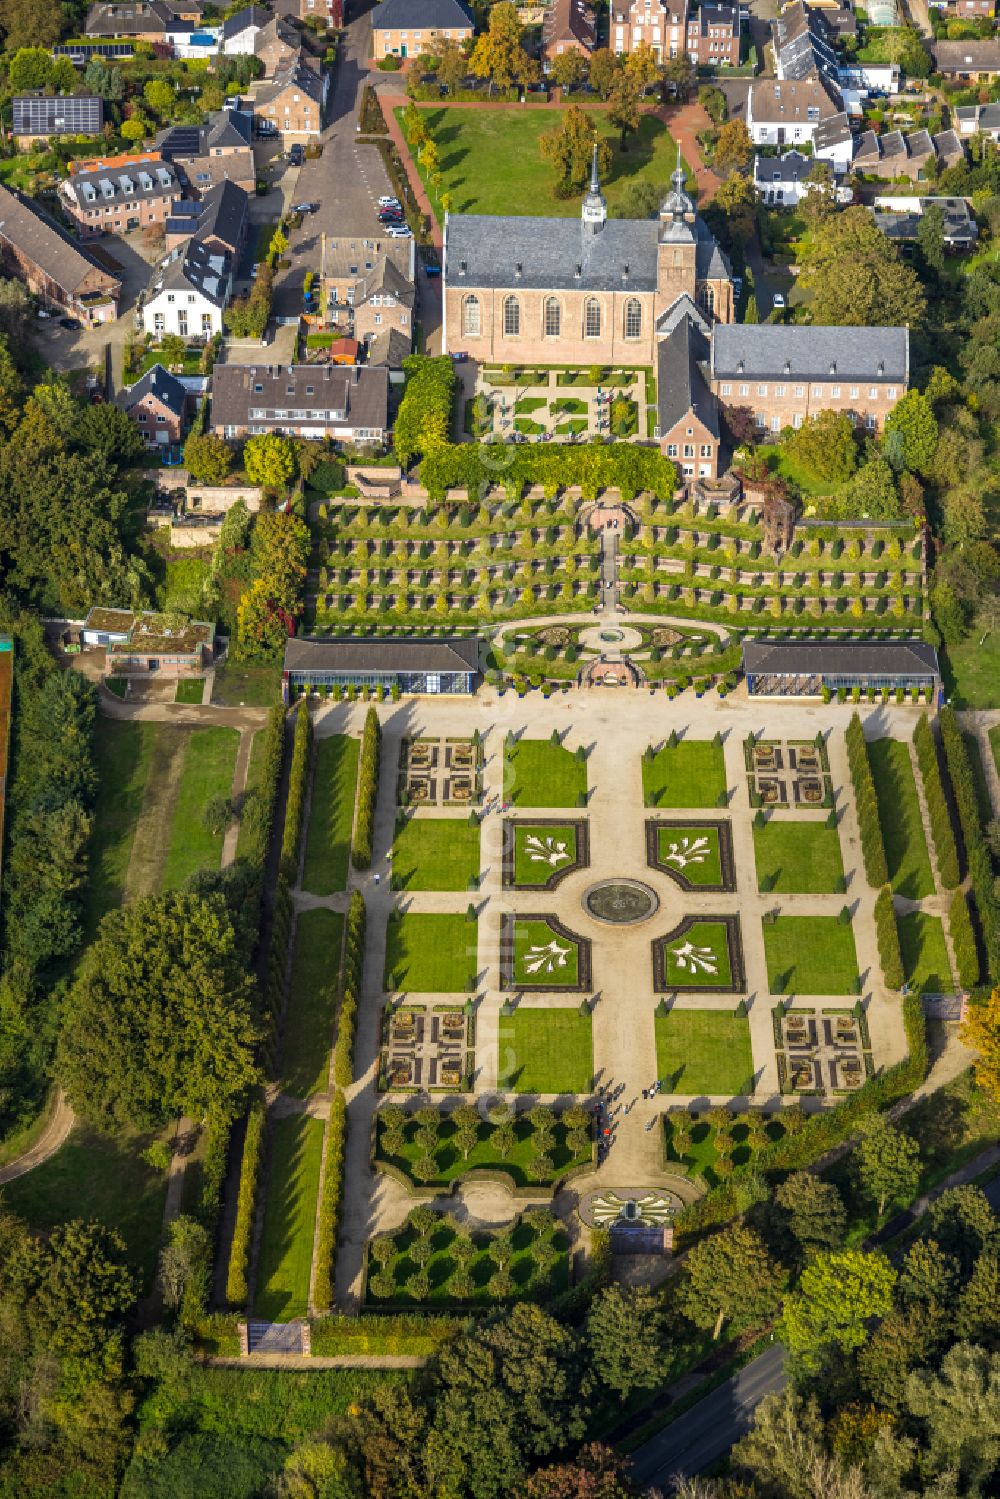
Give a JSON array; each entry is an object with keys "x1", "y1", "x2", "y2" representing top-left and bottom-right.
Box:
[
  {"x1": 713, "y1": 117, "x2": 753, "y2": 176},
  {"x1": 607, "y1": 74, "x2": 643, "y2": 150},
  {"x1": 469, "y1": 2, "x2": 538, "y2": 94},
  {"x1": 962, "y1": 986, "x2": 1000, "y2": 1103},
  {"x1": 797, "y1": 207, "x2": 926, "y2": 328},
  {"x1": 540, "y1": 106, "x2": 611, "y2": 193},
  {"x1": 781, "y1": 1249, "x2": 896, "y2": 1369},
  {"x1": 549, "y1": 48, "x2": 587, "y2": 90},
  {"x1": 587, "y1": 47, "x2": 620, "y2": 99}
]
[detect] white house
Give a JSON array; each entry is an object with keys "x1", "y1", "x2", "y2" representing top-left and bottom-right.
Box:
[
  {"x1": 746, "y1": 77, "x2": 842, "y2": 147},
  {"x1": 142, "y1": 239, "x2": 232, "y2": 339},
  {"x1": 221, "y1": 4, "x2": 269, "y2": 53},
  {"x1": 813, "y1": 111, "x2": 855, "y2": 173},
  {"x1": 955, "y1": 102, "x2": 1000, "y2": 138},
  {"x1": 752, "y1": 149, "x2": 851, "y2": 206},
  {"x1": 837, "y1": 60, "x2": 900, "y2": 94}
]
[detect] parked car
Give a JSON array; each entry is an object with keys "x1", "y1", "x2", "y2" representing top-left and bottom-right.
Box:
[
  {"x1": 36, "y1": 307, "x2": 52, "y2": 318},
  {"x1": 451, "y1": 351, "x2": 468, "y2": 362},
  {"x1": 59, "y1": 317, "x2": 80, "y2": 331},
  {"x1": 378, "y1": 195, "x2": 401, "y2": 209},
  {"x1": 772, "y1": 292, "x2": 786, "y2": 308},
  {"x1": 292, "y1": 201, "x2": 317, "y2": 214},
  {"x1": 289, "y1": 144, "x2": 305, "y2": 165},
  {"x1": 387, "y1": 226, "x2": 412, "y2": 238},
  {"x1": 378, "y1": 207, "x2": 403, "y2": 220},
  {"x1": 423, "y1": 253, "x2": 441, "y2": 277}
]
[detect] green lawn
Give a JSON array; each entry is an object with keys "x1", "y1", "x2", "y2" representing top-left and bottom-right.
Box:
[
  {"x1": 497, "y1": 1009, "x2": 593, "y2": 1093},
  {"x1": 212, "y1": 661, "x2": 282, "y2": 707},
  {"x1": 991, "y1": 725, "x2": 1000, "y2": 783},
  {"x1": 764, "y1": 915, "x2": 860, "y2": 995},
  {"x1": 642, "y1": 741, "x2": 727, "y2": 809},
  {"x1": 511, "y1": 917, "x2": 581, "y2": 987},
  {"x1": 2, "y1": 1124, "x2": 170, "y2": 1293},
  {"x1": 384, "y1": 912, "x2": 478, "y2": 992},
  {"x1": 161, "y1": 727, "x2": 240, "y2": 890},
  {"x1": 656, "y1": 824, "x2": 723, "y2": 887},
  {"x1": 660, "y1": 919, "x2": 734, "y2": 989},
  {"x1": 505, "y1": 737, "x2": 587, "y2": 808},
  {"x1": 942, "y1": 628, "x2": 1000, "y2": 710},
  {"x1": 753, "y1": 818, "x2": 845, "y2": 893},
  {"x1": 84, "y1": 718, "x2": 161, "y2": 937},
  {"x1": 283, "y1": 909, "x2": 344, "y2": 1097},
  {"x1": 254, "y1": 1115, "x2": 325, "y2": 1321},
  {"x1": 868, "y1": 739, "x2": 935, "y2": 900},
  {"x1": 376, "y1": 1113, "x2": 591, "y2": 1187},
  {"x1": 175, "y1": 678, "x2": 205, "y2": 704},
  {"x1": 235, "y1": 728, "x2": 265, "y2": 862},
  {"x1": 512, "y1": 822, "x2": 580, "y2": 886},
  {"x1": 391, "y1": 816, "x2": 481, "y2": 891},
  {"x1": 302, "y1": 735, "x2": 359, "y2": 895},
  {"x1": 654, "y1": 1010, "x2": 754, "y2": 1096},
  {"x1": 400, "y1": 106, "x2": 692, "y2": 220},
  {"x1": 899, "y1": 911, "x2": 954, "y2": 996}
]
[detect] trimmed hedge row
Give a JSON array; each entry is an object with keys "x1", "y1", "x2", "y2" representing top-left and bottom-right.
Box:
[
  {"x1": 334, "y1": 890, "x2": 366, "y2": 1089},
  {"x1": 280, "y1": 704, "x2": 313, "y2": 881},
  {"x1": 312, "y1": 1090, "x2": 347, "y2": 1314},
  {"x1": 224, "y1": 1095, "x2": 266, "y2": 1307},
  {"x1": 939, "y1": 707, "x2": 1000, "y2": 983},
  {"x1": 242, "y1": 704, "x2": 286, "y2": 871},
  {"x1": 913, "y1": 715, "x2": 960, "y2": 890},
  {"x1": 351, "y1": 707, "x2": 381, "y2": 871},
  {"x1": 845, "y1": 713, "x2": 889, "y2": 888},
  {"x1": 675, "y1": 991, "x2": 927, "y2": 1242},
  {"x1": 198, "y1": 1108, "x2": 233, "y2": 1240},
  {"x1": 950, "y1": 888, "x2": 980, "y2": 990},
  {"x1": 875, "y1": 885, "x2": 904, "y2": 991}
]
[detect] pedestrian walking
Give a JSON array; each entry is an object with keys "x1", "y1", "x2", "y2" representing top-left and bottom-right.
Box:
[
  {"x1": 645, "y1": 1118, "x2": 656, "y2": 1132},
  {"x1": 642, "y1": 1089, "x2": 649, "y2": 1101}
]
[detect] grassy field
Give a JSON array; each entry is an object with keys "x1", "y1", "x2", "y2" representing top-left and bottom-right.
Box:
[
  {"x1": 660, "y1": 919, "x2": 734, "y2": 989},
  {"x1": 512, "y1": 917, "x2": 581, "y2": 987},
  {"x1": 764, "y1": 915, "x2": 860, "y2": 995},
  {"x1": 2, "y1": 1123, "x2": 170, "y2": 1292},
  {"x1": 283, "y1": 909, "x2": 344, "y2": 1097},
  {"x1": 84, "y1": 718, "x2": 161, "y2": 936},
  {"x1": 497, "y1": 1009, "x2": 593, "y2": 1093},
  {"x1": 753, "y1": 818, "x2": 845, "y2": 893},
  {"x1": 399, "y1": 106, "x2": 692, "y2": 219},
  {"x1": 654, "y1": 1010, "x2": 754, "y2": 1096},
  {"x1": 505, "y1": 737, "x2": 587, "y2": 807},
  {"x1": 161, "y1": 727, "x2": 240, "y2": 890},
  {"x1": 513, "y1": 822, "x2": 580, "y2": 885},
  {"x1": 302, "y1": 734, "x2": 359, "y2": 895},
  {"x1": 174, "y1": 679, "x2": 205, "y2": 704},
  {"x1": 254, "y1": 1115, "x2": 325, "y2": 1322},
  {"x1": 868, "y1": 739, "x2": 934, "y2": 900},
  {"x1": 391, "y1": 816, "x2": 481, "y2": 891},
  {"x1": 235, "y1": 728, "x2": 265, "y2": 862},
  {"x1": 656, "y1": 824, "x2": 723, "y2": 887},
  {"x1": 941, "y1": 629, "x2": 1000, "y2": 710},
  {"x1": 642, "y1": 741, "x2": 727, "y2": 809},
  {"x1": 899, "y1": 911, "x2": 954, "y2": 995},
  {"x1": 384, "y1": 912, "x2": 478, "y2": 991},
  {"x1": 212, "y1": 661, "x2": 282, "y2": 707},
  {"x1": 375, "y1": 1113, "x2": 591, "y2": 1187}
]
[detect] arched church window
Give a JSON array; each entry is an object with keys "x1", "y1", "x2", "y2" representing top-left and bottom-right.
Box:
[
  {"x1": 463, "y1": 295, "x2": 480, "y2": 337},
  {"x1": 584, "y1": 298, "x2": 601, "y2": 339},
  {"x1": 503, "y1": 295, "x2": 520, "y2": 336},
  {"x1": 544, "y1": 297, "x2": 561, "y2": 338},
  {"x1": 700, "y1": 285, "x2": 715, "y2": 316},
  {"x1": 624, "y1": 298, "x2": 642, "y2": 340}
]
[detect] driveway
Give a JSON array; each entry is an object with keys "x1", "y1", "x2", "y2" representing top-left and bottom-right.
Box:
[
  {"x1": 271, "y1": 0, "x2": 396, "y2": 322},
  {"x1": 32, "y1": 232, "x2": 154, "y2": 392}
]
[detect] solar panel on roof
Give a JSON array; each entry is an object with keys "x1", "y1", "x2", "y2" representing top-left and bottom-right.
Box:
[{"x1": 163, "y1": 126, "x2": 202, "y2": 153}]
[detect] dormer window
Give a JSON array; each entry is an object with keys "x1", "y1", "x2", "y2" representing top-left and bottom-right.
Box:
[
  {"x1": 459, "y1": 258, "x2": 467, "y2": 274},
  {"x1": 783, "y1": 360, "x2": 791, "y2": 374},
  {"x1": 575, "y1": 264, "x2": 582, "y2": 278},
  {"x1": 829, "y1": 362, "x2": 836, "y2": 375},
  {"x1": 877, "y1": 361, "x2": 885, "y2": 376},
  {"x1": 736, "y1": 359, "x2": 745, "y2": 374}
]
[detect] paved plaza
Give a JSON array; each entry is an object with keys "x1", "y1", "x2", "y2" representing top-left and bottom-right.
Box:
[{"x1": 304, "y1": 687, "x2": 925, "y2": 1309}]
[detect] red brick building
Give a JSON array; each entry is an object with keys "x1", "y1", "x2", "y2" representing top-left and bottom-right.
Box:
[
  {"x1": 0, "y1": 181, "x2": 120, "y2": 322},
  {"x1": 119, "y1": 362, "x2": 191, "y2": 446}
]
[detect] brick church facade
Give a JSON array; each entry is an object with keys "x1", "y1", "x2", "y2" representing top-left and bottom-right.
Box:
[{"x1": 442, "y1": 156, "x2": 734, "y2": 370}]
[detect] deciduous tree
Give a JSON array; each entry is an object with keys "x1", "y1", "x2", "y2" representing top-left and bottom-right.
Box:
[
  {"x1": 679, "y1": 1224, "x2": 785, "y2": 1339},
  {"x1": 243, "y1": 432, "x2": 296, "y2": 489},
  {"x1": 781, "y1": 1249, "x2": 896, "y2": 1368},
  {"x1": 540, "y1": 105, "x2": 611, "y2": 192},
  {"x1": 774, "y1": 1171, "x2": 847, "y2": 1257},
  {"x1": 856, "y1": 1115, "x2": 920, "y2": 1216},
  {"x1": 713, "y1": 118, "x2": 753, "y2": 177},
  {"x1": 588, "y1": 48, "x2": 620, "y2": 99},
  {"x1": 962, "y1": 986, "x2": 1000, "y2": 1104},
  {"x1": 586, "y1": 1285, "x2": 667, "y2": 1397},
  {"x1": 882, "y1": 389, "x2": 938, "y2": 475},
  {"x1": 183, "y1": 430, "x2": 233, "y2": 484},
  {"x1": 469, "y1": 2, "x2": 538, "y2": 95},
  {"x1": 797, "y1": 207, "x2": 926, "y2": 328}
]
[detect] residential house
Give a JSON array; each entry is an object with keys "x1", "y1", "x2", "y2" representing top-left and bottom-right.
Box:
[
  {"x1": 851, "y1": 126, "x2": 964, "y2": 180},
  {"x1": 656, "y1": 300, "x2": 721, "y2": 480},
  {"x1": 686, "y1": 4, "x2": 740, "y2": 68},
  {"x1": 210, "y1": 362, "x2": 389, "y2": 442},
  {"x1": 367, "y1": 327, "x2": 411, "y2": 366},
  {"x1": 253, "y1": 56, "x2": 328, "y2": 140},
  {"x1": 271, "y1": 0, "x2": 342, "y2": 28},
  {"x1": 164, "y1": 179, "x2": 250, "y2": 257},
  {"x1": 746, "y1": 76, "x2": 842, "y2": 146},
  {"x1": 709, "y1": 324, "x2": 909, "y2": 436},
  {"x1": 118, "y1": 362, "x2": 192, "y2": 446},
  {"x1": 812, "y1": 110, "x2": 855, "y2": 172},
  {"x1": 352, "y1": 256, "x2": 414, "y2": 355},
  {"x1": 142, "y1": 238, "x2": 232, "y2": 337},
  {"x1": 323, "y1": 236, "x2": 415, "y2": 333},
  {"x1": 370, "y1": 0, "x2": 474, "y2": 60},
  {"x1": 774, "y1": 1, "x2": 839, "y2": 83},
  {"x1": 254, "y1": 14, "x2": 311, "y2": 75},
  {"x1": 541, "y1": 0, "x2": 596, "y2": 63},
  {"x1": 610, "y1": 0, "x2": 686, "y2": 60},
  {"x1": 753, "y1": 147, "x2": 853, "y2": 204},
  {"x1": 954, "y1": 101, "x2": 1000, "y2": 137},
  {"x1": 0, "y1": 181, "x2": 121, "y2": 322},
  {"x1": 871, "y1": 194, "x2": 978, "y2": 250},
  {"x1": 59, "y1": 155, "x2": 183, "y2": 238},
  {"x1": 836, "y1": 60, "x2": 900, "y2": 94},
  {"x1": 221, "y1": 3, "x2": 270, "y2": 52},
  {"x1": 157, "y1": 105, "x2": 256, "y2": 194},
  {"x1": 84, "y1": 0, "x2": 218, "y2": 53},
  {"x1": 953, "y1": 0, "x2": 995, "y2": 17},
  {"x1": 12, "y1": 93, "x2": 103, "y2": 145},
  {"x1": 931, "y1": 39, "x2": 1000, "y2": 79}
]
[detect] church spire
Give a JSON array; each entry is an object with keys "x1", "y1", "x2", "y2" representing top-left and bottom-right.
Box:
[
  {"x1": 581, "y1": 143, "x2": 606, "y2": 236},
  {"x1": 660, "y1": 142, "x2": 695, "y2": 227}
]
